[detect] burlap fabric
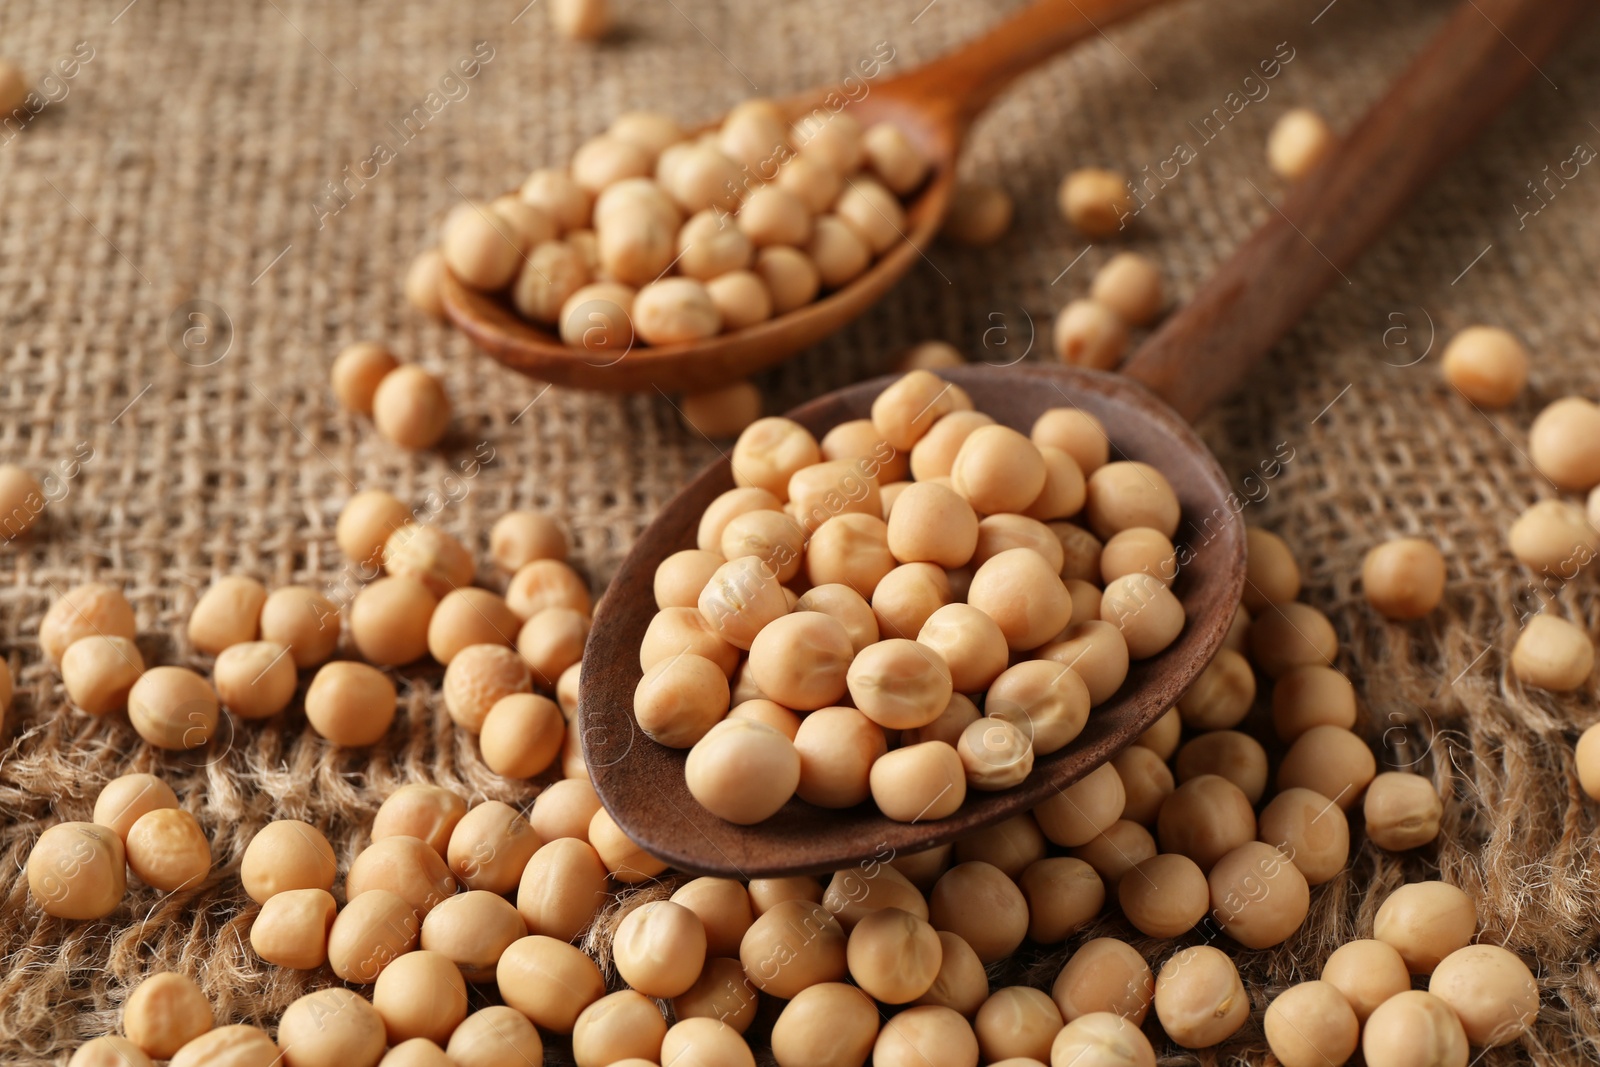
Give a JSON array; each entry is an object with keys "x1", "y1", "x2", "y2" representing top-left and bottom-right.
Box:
[{"x1": 2, "y1": 0, "x2": 1597, "y2": 1062}]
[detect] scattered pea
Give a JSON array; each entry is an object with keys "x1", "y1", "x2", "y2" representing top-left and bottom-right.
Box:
[
  {"x1": 1427, "y1": 944, "x2": 1538, "y2": 1046},
  {"x1": 1053, "y1": 299, "x2": 1128, "y2": 370},
  {"x1": 1361, "y1": 991, "x2": 1467, "y2": 1067},
  {"x1": 27, "y1": 821, "x2": 126, "y2": 919},
  {"x1": 1058, "y1": 168, "x2": 1133, "y2": 238},
  {"x1": 123, "y1": 972, "x2": 213, "y2": 1060},
  {"x1": 1440, "y1": 326, "x2": 1528, "y2": 407},
  {"x1": 61, "y1": 635, "x2": 143, "y2": 716},
  {"x1": 125, "y1": 808, "x2": 211, "y2": 892},
  {"x1": 1374, "y1": 880, "x2": 1477, "y2": 974},
  {"x1": 1266, "y1": 108, "x2": 1333, "y2": 180},
  {"x1": 1364, "y1": 771, "x2": 1443, "y2": 850},
  {"x1": 1263, "y1": 981, "x2": 1359, "y2": 1067},
  {"x1": 1511, "y1": 613, "x2": 1594, "y2": 691},
  {"x1": 276, "y1": 988, "x2": 386, "y2": 1067},
  {"x1": 1529, "y1": 395, "x2": 1600, "y2": 491},
  {"x1": 250, "y1": 887, "x2": 337, "y2": 970},
  {"x1": 241, "y1": 820, "x2": 337, "y2": 904},
  {"x1": 127, "y1": 666, "x2": 218, "y2": 751},
  {"x1": 1152, "y1": 945, "x2": 1248, "y2": 1049},
  {"x1": 41, "y1": 582, "x2": 138, "y2": 665},
  {"x1": 372, "y1": 950, "x2": 468, "y2": 1046},
  {"x1": 1321, "y1": 938, "x2": 1411, "y2": 1022}
]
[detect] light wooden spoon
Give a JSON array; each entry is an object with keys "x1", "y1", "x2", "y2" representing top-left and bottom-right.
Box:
[
  {"x1": 441, "y1": 0, "x2": 1169, "y2": 393},
  {"x1": 579, "y1": 0, "x2": 1587, "y2": 877}
]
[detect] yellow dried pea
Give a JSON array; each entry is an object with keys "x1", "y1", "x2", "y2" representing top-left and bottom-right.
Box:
[
  {"x1": 213, "y1": 640, "x2": 297, "y2": 720},
  {"x1": 1242, "y1": 526, "x2": 1300, "y2": 612},
  {"x1": 41, "y1": 581, "x2": 138, "y2": 665},
  {"x1": 241, "y1": 820, "x2": 337, "y2": 904},
  {"x1": 1276, "y1": 724, "x2": 1375, "y2": 808},
  {"x1": 27, "y1": 821, "x2": 126, "y2": 919},
  {"x1": 1050, "y1": 1013, "x2": 1155, "y2": 1067},
  {"x1": 1362, "y1": 991, "x2": 1467, "y2": 1067},
  {"x1": 385, "y1": 525, "x2": 474, "y2": 599},
  {"x1": 373, "y1": 783, "x2": 468, "y2": 857},
  {"x1": 1511, "y1": 613, "x2": 1594, "y2": 691},
  {"x1": 1052, "y1": 299, "x2": 1127, "y2": 370},
  {"x1": 427, "y1": 587, "x2": 519, "y2": 664},
  {"x1": 338, "y1": 489, "x2": 413, "y2": 568},
  {"x1": 681, "y1": 380, "x2": 764, "y2": 439},
  {"x1": 0, "y1": 463, "x2": 44, "y2": 538},
  {"x1": 1153, "y1": 945, "x2": 1248, "y2": 1049},
  {"x1": 1058, "y1": 168, "x2": 1133, "y2": 238},
  {"x1": 1018, "y1": 857, "x2": 1103, "y2": 944},
  {"x1": 61, "y1": 635, "x2": 144, "y2": 716},
  {"x1": 1257, "y1": 787, "x2": 1349, "y2": 886},
  {"x1": 332, "y1": 342, "x2": 401, "y2": 416},
  {"x1": 1118, "y1": 853, "x2": 1207, "y2": 938},
  {"x1": 1271, "y1": 664, "x2": 1357, "y2": 741},
  {"x1": 1529, "y1": 395, "x2": 1600, "y2": 490},
  {"x1": 1364, "y1": 771, "x2": 1443, "y2": 850},
  {"x1": 447, "y1": 800, "x2": 540, "y2": 895},
  {"x1": 372, "y1": 950, "x2": 468, "y2": 1046},
  {"x1": 443, "y1": 644, "x2": 533, "y2": 733},
  {"x1": 506, "y1": 557, "x2": 592, "y2": 618},
  {"x1": 350, "y1": 578, "x2": 437, "y2": 666},
  {"x1": 1374, "y1": 880, "x2": 1477, "y2": 974},
  {"x1": 872, "y1": 1007, "x2": 979, "y2": 1067},
  {"x1": 187, "y1": 574, "x2": 267, "y2": 654},
  {"x1": 771, "y1": 982, "x2": 879, "y2": 1067},
  {"x1": 259, "y1": 585, "x2": 340, "y2": 668},
  {"x1": 250, "y1": 887, "x2": 337, "y2": 969},
  {"x1": 1427, "y1": 944, "x2": 1538, "y2": 1047},
  {"x1": 1440, "y1": 325, "x2": 1528, "y2": 407},
  {"x1": 373, "y1": 365, "x2": 452, "y2": 451},
  {"x1": 943, "y1": 182, "x2": 1014, "y2": 246},
  {"x1": 1207, "y1": 841, "x2": 1309, "y2": 948},
  {"x1": 497, "y1": 934, "x2": 606, "y2": 1033},
  {"x1": 1266, "y1": 108, "x2": 1333, "y2": 180},
  {"x1": 1051, "y1": 937, "x2": 1154, "y2": 1025},
  {"x1": 123, "y1": 972, "x2": 213, "y2": 1059},
  {"x1": 1174, "y1": 730, "x2": 1268, "y2": 803},
  {"x1": 1360, "y1": 536, "x2": 1448, "y2": 619},
  {"x1": 589, "y1": 805, "x2": 668, "y2": 883},
  {"x1": 305, "y1": 661, "x2": 396, "y2": 747},
  {"x1": 125, "y1": 807, "x2": 211, "y2": 892},
  {"x1": 405, "y1": 249, "x2": 448, "y2": 320},
  {"x1": 94, "y1": 773, "x2": 179, "y2": 842},
  {"x1": 276, "y1": 987, "x2": 386, "y2": 1067},
  {"x1": 687, "y1": 718, "x2": 801, "y2": 823},
  {"x1": 1155, "y1": 773, "x2": 1255, "y2": 871},
  {"x1": 1248, "y1": 601, "x2": 1338, "y2": 677},
  {"x1": 127, "y1": 666, "x2": 218, "y2": 751},
  {"x1": 170, "y1": 1026, "x2": 280, "y2": 1067},
  {"x1": 1321, "y1": 938, "x2": 1410, "y2": 1022},
  {"x1": 1508, "y1": 498, "x2": 1597, "y2": 571},
  {"x1": 480, "y1": 692, "x2": 565, "y2": 779},
  {"x1": 1264, "y1": 981, "x2": 1359, "y2": 1067},
  {"x1": 328, "y1": 889, "x2": 420, "y2": 983},
  {"x1": 573, "y1": 990, "x2": 669, "y2": 1067}
]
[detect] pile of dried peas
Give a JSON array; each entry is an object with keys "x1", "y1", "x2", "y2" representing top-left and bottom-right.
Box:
[
  {"x1": 407, "y1": 103, "x2": 936, "y2": 351},
  {"x1": 32, "y1": 363, "x2": 1588, "y2": 1067}
]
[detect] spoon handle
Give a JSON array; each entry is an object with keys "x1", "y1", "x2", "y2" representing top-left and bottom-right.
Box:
[
  {"x1": 1120, "y1": 0, "x2": 1590, "y2": 422},
  {"x1": 877, "y1": 0, "x2": 1171, "y2": 126}
]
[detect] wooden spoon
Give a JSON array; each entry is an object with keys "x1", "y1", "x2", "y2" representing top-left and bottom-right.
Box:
[
  {"x1": 580, "y1": 0, "x2": 1587, "y2": 877},
  {"x1": 441, "y1": 0, "x2": 1169, "y2": 394}
]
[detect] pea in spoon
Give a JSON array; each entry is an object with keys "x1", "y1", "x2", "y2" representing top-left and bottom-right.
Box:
[
  {"x1": 579, "y1": 0, "x2": 1586, "y2": 876},
  {"x1": 440, "y1": 0, "x2": 1169, "y2": 393}
]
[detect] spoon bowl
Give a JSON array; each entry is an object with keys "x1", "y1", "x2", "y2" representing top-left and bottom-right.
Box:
[
  {"x1": 579, "y1": 363, "x2": 1245, "y2": 877},
  {"x1": 441, "y1": 0, "x2": 1167, "y2": 393}
]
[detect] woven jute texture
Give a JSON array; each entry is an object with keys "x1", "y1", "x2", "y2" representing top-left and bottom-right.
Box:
[{"x1": 2, "y1": 0, "x2": 1598, "y2": 1062}]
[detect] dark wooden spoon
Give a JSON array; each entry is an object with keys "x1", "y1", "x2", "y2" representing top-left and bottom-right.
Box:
[
  {"x1": 580, "y1": 0, "x2": 1587, "y2": 877},
  {"x1": 441, "y1": 0, "x2": 1169, "y2": 394}
]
